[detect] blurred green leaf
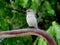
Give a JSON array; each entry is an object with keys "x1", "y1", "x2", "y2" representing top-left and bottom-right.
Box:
[
  {"x1": 2, "y1": 36, "x2": 32, "y2": 45},
  {"x1": 31, "y1": 0, "x2": 40, "y2": 13},
  {"x1": 47, "y1": 21, "x2": 60, "y2": 45},
  {"x1": 0, "y1": 17, "x2": 8, "y2": 31}
]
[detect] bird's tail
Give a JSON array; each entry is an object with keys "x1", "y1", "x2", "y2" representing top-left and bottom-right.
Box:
[{"x1": 34, "y1": 24, "x2": 38, "y2": 29}]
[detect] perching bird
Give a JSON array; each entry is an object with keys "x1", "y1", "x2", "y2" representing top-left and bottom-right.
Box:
[{"x1": 26, "y1": 9, "x2": 38, "y2": 29}]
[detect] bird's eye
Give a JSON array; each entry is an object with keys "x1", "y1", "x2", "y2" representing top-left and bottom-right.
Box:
[{"x1": 27, "y1": 10, "x2": 30, "y2": 12}]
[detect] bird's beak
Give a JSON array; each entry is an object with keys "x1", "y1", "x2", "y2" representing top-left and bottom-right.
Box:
[{"x1": 21, "y1": 10, "x2": 26, "y2": 13}]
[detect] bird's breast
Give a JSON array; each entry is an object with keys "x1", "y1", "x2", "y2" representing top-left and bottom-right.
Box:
[{"x1": 26, "y1": 14, "x2": 37, "y2": 26}]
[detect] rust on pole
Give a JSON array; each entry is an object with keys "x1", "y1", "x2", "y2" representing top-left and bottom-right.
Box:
[{"x1": 0, "y1": 28, "x2": 57, "y2": 45}]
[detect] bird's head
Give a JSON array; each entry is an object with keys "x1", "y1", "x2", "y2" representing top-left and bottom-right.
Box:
[
  {"x1": 26, "y1": 9, "x2": 34, "y2": 15},
  {"x1": 26, "y1": 9, "x2": 33, "y2": 12}
]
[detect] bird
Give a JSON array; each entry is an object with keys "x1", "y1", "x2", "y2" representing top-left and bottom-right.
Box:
[{"x1": 26, "y1": 9, "x2": 38, "y2": 29}]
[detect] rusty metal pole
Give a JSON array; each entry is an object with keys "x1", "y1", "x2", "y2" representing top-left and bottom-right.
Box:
[{"x1": 0, "y1": 29, "x2": 57, "y2": 45}]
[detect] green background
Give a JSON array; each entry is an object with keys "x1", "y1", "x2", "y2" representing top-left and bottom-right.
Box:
[{"x1": 0, "y1": 0, "x2": 60, "y2": 45}]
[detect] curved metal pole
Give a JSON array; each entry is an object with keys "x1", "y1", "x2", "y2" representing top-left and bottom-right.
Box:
[{"x1": 0, "y1": 29, "x2": 57, "y2": 45}]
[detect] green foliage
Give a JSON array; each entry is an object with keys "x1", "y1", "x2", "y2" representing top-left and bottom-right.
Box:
[
  {"x1": 0, "y1": 36, "x2": 32, "y2": 45},
  {"x1": 47, "y1": 21, "x2": 60, "y2": 45},
  {"x1": 0, "y1": 0, "x2": 59, "y2": 45},
  {"x1": 34, "y1": 21, "x2": 60, "y2": 45}
]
